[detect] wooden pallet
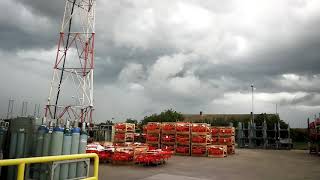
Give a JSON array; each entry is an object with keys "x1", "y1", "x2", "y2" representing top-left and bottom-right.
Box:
[
  {"x1": 191, "y1": 145, "x2": 207, "y2": 157},
  {"x1": 176, "y1": 134, "x2": 190, "y2": 145},
  {"x1": 176, "y1": 122, "x2": 191, "y2": 135},
  {"x1": 175, "y1": 152, "x2": 191, "y2": 156},
  {"x1": 161, "y1": 134, "x2": 176, "y2": 144},
  {"x1": 146, "y1": 141, "x2": 160, "y2": 145},
  {"x1": 191, "y1": 134, "x2": 208, "y2": 144},
  {"x1": 161, "y1": 122, "x2": 176, "y2": 134},
  {"x1": 114, "y1": 123, "x2": 135, "y2": 133},
  {"x1": 114, "y1": 132, "x2": 135, "y2": 142},
  {"x1": 176, "y1": 131, "x2": 191, "y2": 135},
  {"x1": 207, "y1": 145, "x2": 227, "y2": 158},
  {"x1": 162, "y1": 130, "x2": 176, "y2": 134},
  {"x1": 146, "y1": 122, "x2": 161, "y2": 133},
  {"x1": 175, "y1": 145, "x2": 190, "y2": 156},
  {"x1": 162, "y1": 141, "x2": 175, "y2": 145},
  {"x1": 191, "y1": 123, "x2": 210, "y2": 135},
  {"x1": 218, "y1": 127, "x2": 235, "y2": 137},
  {"x1": 161, "y1": 144, "x2": 175, "y2": 152},
  {"x1": 218, "y1": 136, "x2": 235, "y2": 145}
]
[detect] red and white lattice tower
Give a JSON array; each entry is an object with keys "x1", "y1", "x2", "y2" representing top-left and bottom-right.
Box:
[{"x1": 44, "y1": 0, "x2": 96, "y2": 126}]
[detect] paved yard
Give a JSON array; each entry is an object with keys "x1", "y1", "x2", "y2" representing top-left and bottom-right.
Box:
[{"x1": 94, "y1": 149, "x2": 320, "y2": 180}]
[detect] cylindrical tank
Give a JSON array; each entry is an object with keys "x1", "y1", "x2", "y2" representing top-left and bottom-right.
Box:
[
  {"x1": 76, "y1": 125, "x2": 88, "y2": 178},
  {"x1": 40, "y1": 127, "x2": 51, "y2": 180},
  {"x1": 50, "y1": 126, "x2": 64, "y2": 180},
  {"x1": 16, "y1": 129, "x2": 25, "y2": 158},
  {"x1": 68, "y1": 127, "x2": 80, "y2": 179},
  {"x1": 0, "y1": 122, "x2": 7, "y2": 151},
  {"x1": 8, "y1": 132, "x2": 17, "y2": 180},
  {"x1": 33, "y1": 125, "x2": 46, "y2": 179},
  {"x1": 0, "y1": 122, "x2": 8, "y2": 175},
  {"x1": 60, "y1": 123, "x2": 72, "y2": 180}
]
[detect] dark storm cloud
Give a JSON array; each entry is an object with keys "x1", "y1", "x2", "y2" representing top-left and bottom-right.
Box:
[
  {"x1": 95, "y1": 46, "x2": 176, "y2": 84},
  {"x1": 1, "y1": 0, "x2": 320, "y2": 127},
  {"x1": 194, "y1": 36, "x2": 320, "y2": 94},
  {"x1": 15, "y1": 0, "x2": 64, "y2": 19},
  {"x1": 0, "y1": 25, "x2": 57, "y2": 51},
  {"x1": 291, "y1": 94, "x2": 316, "y2": 105}
]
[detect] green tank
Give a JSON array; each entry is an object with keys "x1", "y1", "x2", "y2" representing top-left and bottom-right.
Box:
[
  {"x1": 40, "y1": 127, "x2": 51, "y2": 180},
  {"x1": 60, "y1": 123, "x2": 72, "y2": 179},
  {"x1": 50, "y1": 126, "x2": 64, "y2": 180},
  {"x1": 68, "y1": 127, "x2": 80, "y2": 178},
  {"x1": 76, "y1": 124, "x2": 88, "y2": 178}
]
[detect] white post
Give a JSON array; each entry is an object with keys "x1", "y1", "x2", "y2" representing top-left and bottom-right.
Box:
[{"x1": 251, "y1": 84, "x2": 254, "y2": 123}]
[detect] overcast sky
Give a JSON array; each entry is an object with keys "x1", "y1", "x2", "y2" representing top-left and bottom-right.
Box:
[{"x1": 1, "y1": 0, "x2": 320, "y2": 127}]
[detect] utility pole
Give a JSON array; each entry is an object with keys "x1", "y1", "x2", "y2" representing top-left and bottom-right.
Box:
[{"x1": 251, "y1": 84, "x2": 254, "y2": 123}]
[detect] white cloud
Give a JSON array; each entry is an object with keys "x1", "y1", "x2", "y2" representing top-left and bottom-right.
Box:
[
  {"x1": 148, "y1": 53, "x2": 197, "y2": 80},
  {"x1": 282, "y1": 74, "x2": 300, "y2": 81},
  {"x1": 118, "y1": 63, "x2": 144, "y2": 83}
]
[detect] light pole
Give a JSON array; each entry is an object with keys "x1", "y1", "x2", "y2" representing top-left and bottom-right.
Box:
[{"x1": 251, "y1": 84, "x2": 254, "y2": 123}]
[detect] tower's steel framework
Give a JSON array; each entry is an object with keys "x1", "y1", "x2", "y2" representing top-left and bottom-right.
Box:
[{"x1": 45, "y1": 0, "x2": 96, "y2": 126}]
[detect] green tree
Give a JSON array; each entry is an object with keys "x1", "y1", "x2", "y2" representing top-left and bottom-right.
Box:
[
  {"x1": 125, "y1": 118, "x2": 138, "y2": 125},
  {"x1": 141, "y1": 109, "x2": 184, "y2": 125}
]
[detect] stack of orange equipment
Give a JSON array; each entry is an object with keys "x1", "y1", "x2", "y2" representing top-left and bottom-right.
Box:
[
  {"x1": 161, "y1": 122, "x2": 176, "y2": 153},
  {"x1": 146, "y1": 122, "x2": 161, "y2": 149},
  {"x1": 114, "y1": 123, "x2": 135, "y2": 144},
  {"x1": 191, "y1": 123, "x2": 209, "y2": 156},
  {"x1": 134, "y1": 150, "x2": 173, "y2": 166},
  {"x1": 175, "y1": 122, "x2": 191, "y2": 155},
  {"x1": 112, "y1": 146, "x2": 134, "y2": 163},
  {"x1": 218, "y1": 127, "x2": 235, "y2": 155}
]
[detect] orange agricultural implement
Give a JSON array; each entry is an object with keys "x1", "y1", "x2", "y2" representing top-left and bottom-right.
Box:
[
  {"x1": 161, "y1": 144, "x2": 175, "y2": 152},
  {"x1": 191, "y1": 135, "x2": 206, "y2": 144},
  {"x1": 191, "y1": 145, "x2": 206, "y2": 156},
  {"x1": 192, "y1": 123, "x2": 209, "y2": 134},
  {"x1": 207, "y1": 145, "x2": 227, "y2": 158},
  {"x1": 176, "y1": 145, "x2": 190, "y2": 154},
  {"x1": 176, "y1": 134, "x2": 190, "y2": 144},
  {"x1": 146, "y1": 122, "x2": 161, "y2": 131},
  {"x1": 162, "y1": 134, "x2": 175, "y2": 143},
  {"x1": 211, "y1": 127, "x2": 219, "y2": 136},
  {"x1": 176, "y1": 122, "x2": 191, "y2": 133}
]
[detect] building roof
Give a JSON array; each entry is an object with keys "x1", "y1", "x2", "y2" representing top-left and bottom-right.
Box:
[{"x1": 182, "y1": 113, "x2": 276, "y2": 122}]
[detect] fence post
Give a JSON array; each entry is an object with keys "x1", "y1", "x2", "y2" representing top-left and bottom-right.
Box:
[{"x1": 17, "y1": 163, "x2": 25, "y2": 180}]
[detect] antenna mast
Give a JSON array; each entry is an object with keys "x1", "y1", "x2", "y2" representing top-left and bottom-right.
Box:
[{"x1": 45, "y1": 0, "x2": 96, "y2": 126}]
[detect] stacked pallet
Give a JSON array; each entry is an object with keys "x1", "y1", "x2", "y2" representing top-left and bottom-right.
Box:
[
  {"x1": 207, "y1": 145, "x2": 227, "y2": 158},
  {"x1": 219, "y1": 127, "x2": 235, "y2": 155},
  {"x1": 146, "y1": 122, "x2": 161, "y2": 150},
  {"x1": 210, "y1": 126, "x2": 235, "y2": 156},
  {"x1": 191, "y1": 123, "x2": 210, "y2": 156},
  {"x1": 161, "y1": 122, "x2": 176, "y2": 152},
  {"x1": 114, "y1": 123, "x2": 135, "y2": 144},
  {"x1": 175, "y1": 122, "x2": 191, "y2": 155}
]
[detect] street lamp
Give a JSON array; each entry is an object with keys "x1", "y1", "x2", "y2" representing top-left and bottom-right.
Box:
[{"x1": 251, "y1": 84, "x2": 254, "y2": 123}]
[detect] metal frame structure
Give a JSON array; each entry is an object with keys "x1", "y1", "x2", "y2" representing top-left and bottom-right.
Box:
[
  {"x1": 0, "y1": 153, "x2": 99, "y2": 180},
  {"x1": 6, "y1": 99, "x2": 14, "y2": 119},
  {"x1": 51, "y1": 158, "x2": 90, "y2": 180},
  {"x1": 237, "y1": 121, "x2": 292, "y2": 149},
  {"x1": 92, "y1": 124, "x2": 113, "y2": 142},
  {"x1": 45, "y1": 0, "x2": 96, "y2": 125}
]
